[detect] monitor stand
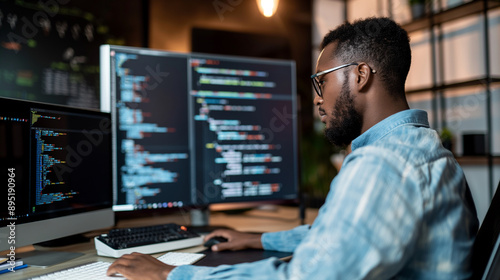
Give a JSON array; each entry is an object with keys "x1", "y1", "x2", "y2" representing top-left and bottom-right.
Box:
[
  {"x1": 16, "y1": 250, "x2": 84, "y2": 268},
  {"x1": 190, "y1": 207, "x2": 210, "y2": 227},
  {"x1": 36, "y1": 233, "x2": 90, "y2": 247},
  {"x1": 13, "y1": 234, "x2": 90, "y2": 267},
  {"x1": 189, "y1": 207, "x2": 232, "y2": 235}
]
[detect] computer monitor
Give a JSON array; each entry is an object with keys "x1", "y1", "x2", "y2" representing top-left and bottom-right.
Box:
[
  {"x1": 0, "y1": 97, "x2": 114, "y2": 265},
  {"x1": 100, "y1": 45, "x2": 298, "y2": 219},
  {"x1": 100, "y1": 46, "x2": 193, "y2": 212}
]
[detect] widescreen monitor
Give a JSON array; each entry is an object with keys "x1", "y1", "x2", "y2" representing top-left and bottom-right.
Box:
[
  {"x1": 100, "y1": 45, "x2": 298, "y2": 213},
  {"x1": 0, "y1": 97, "x2": 114, "y2": 262}
]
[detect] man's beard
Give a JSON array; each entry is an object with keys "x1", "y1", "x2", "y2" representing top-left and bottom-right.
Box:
[{"x1": 324, "y1": 77, "x2": 362, "y2": 147}]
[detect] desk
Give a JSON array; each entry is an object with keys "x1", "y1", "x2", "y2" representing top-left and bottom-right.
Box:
[{"x1": 5, "y1": 206, "x2": 318, "y2": 279}]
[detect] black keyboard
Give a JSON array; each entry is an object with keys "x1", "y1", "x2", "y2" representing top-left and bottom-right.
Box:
[{"x1": 94, "y1": 223, "x2": 204, "y2": 258}]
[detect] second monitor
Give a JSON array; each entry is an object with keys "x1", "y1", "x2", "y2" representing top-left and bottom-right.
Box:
[{"x1": 100, "y1": 45, "x2": 298, "y2": 212}]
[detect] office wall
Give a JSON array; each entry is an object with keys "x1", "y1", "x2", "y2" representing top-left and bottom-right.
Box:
[
  {"x1": 312, "y1": 0, "x2": 345, "y2": 74},
  {"x1": 406, "y1": 8, "x2": 500, "y2": 223}
]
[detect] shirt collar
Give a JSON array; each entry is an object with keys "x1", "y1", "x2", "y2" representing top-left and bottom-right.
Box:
[{"x1": 351, "y1": 109, "x2": 430, "y2": 152}]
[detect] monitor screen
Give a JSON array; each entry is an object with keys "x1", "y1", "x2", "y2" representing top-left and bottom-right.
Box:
[
  {"x1": 100, "y1": 45, "x2": 298, "y2": 212},
  {"x1": 101, "y1": 47, "x2": 192, "y2": 212},
  {"x1": 190, "y1": 55, "x2": 298, "y2": 205},
  {"x1": 0, "y1": 97, "x2": 114, "y2": 251}
]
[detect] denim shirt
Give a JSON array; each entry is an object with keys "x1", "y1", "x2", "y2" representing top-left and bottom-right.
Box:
[{"x1": 168, "y1": 109, "x2": 479, "y2": 280}]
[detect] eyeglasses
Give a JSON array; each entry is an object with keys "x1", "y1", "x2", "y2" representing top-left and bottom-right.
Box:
[{"x1": 310, "y1": 62, "x2": 358, "y2": 98}]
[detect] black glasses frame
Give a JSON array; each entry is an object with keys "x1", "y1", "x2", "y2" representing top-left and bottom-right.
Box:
[{"x1": 310, "y1": 62, "x2": 358, "y2": 98}]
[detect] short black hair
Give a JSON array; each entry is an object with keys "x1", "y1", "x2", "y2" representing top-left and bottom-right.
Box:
[{"x1": 321, "y1": 17, "x2": 411, "y2": 96}]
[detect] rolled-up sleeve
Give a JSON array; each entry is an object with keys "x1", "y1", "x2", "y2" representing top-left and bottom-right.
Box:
[{"x1": 262, "y1": 224, "x2": 310, "y2": 252}]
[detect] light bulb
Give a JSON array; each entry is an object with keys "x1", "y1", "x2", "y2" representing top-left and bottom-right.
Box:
[{"x1": 256, "y1": 0, "x2": 279, "y2": 17}]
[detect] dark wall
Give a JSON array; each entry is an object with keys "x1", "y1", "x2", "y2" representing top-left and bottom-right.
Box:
[
  {"x1": 149, "y1": 0, "x2": 314, "y2": 134},
  {"x1": 191, "y1": 28, "x2": 292, "y2": 59}
]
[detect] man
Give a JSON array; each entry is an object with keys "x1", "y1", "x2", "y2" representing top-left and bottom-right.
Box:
[{"x1": 107, "y1": 17, "x2": 478, "y2": 279}]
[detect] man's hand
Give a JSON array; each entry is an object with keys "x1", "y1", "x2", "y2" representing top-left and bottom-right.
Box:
[
  {"x1": 204, "y1": 229, "x2": 263, "y2": 252},
  {"x1": 107, "y1": 252, "x2": 174, "y2": 280}
]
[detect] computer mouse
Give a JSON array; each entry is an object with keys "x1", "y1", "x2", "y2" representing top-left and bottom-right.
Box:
[{"x1": 203, "y1": 236, "x2": 228, "y2": 248}]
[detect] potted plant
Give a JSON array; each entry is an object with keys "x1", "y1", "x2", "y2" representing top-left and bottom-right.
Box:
[
  {"x1": 440, "y1": 127, "x2": 453, "y2": 152},
  {"x1": 409, "y1": 0, "x2": 428, "y2": 19}
]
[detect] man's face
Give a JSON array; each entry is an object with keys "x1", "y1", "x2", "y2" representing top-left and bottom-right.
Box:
[{"x1": 314, "y1": 43, "x2": 362, "y2": 147}]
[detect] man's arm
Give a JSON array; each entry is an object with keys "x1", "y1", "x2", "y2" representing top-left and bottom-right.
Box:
[{"x1": 204, "y1": 225, "x2": 311, "y2": 253}]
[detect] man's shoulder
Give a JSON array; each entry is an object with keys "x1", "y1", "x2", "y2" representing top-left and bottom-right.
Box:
[
  {"x1": 344, "y1": 128, "x2": 462, "y2": 191},
  {"x1": 355, "y1": 124, "x2": 452, "y2": 166}
]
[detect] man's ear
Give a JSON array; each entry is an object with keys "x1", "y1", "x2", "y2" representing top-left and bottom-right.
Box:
[{"x1": 354, "y1": 63, "x2": 374, "y2": 92}]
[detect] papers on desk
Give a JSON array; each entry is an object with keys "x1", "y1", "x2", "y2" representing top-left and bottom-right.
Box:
[{"x1": 0, "y1": 258, "x2": 27, "y2": 274}]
